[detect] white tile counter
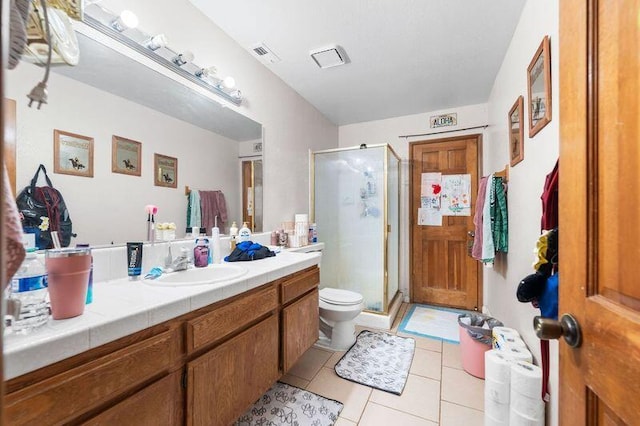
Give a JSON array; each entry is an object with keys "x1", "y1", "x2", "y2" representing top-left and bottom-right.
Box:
[{"x1": 4, "y1": 248, "x2": 321, "y2": 380}]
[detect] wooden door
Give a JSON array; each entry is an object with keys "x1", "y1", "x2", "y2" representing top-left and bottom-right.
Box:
[
  {"x1": 241, "y1": 160, "x2": 254, "y2": 231},
  {"x1": 560, "y1": 0, "x2": 640, "y2": 424},
  {"x1": 410, "y1": 135, "x2": 481, "y2": 310},
  {"x1": 82, "y1": 372, "x2": 183, "y2": 425},
  {"x1": 186, "y1": 315, "x2": 279, "y2": 426}
]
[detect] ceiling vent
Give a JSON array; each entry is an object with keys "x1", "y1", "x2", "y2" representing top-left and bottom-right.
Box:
[
  {"x1": 251, "y1": 43, "x2": 281, "y2": 64},
  {"x1": 310, "y1": 45, "x2": 349, "y2": 69}
]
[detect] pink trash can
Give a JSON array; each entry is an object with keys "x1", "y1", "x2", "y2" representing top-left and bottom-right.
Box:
[{"x1": 459, "y1": 324, "x2": 492, "y2": 379}]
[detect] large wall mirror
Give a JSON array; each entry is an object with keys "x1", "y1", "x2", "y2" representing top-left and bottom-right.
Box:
[{"x1": 6, "y1": 9, "x2": 263, "y2": 246}]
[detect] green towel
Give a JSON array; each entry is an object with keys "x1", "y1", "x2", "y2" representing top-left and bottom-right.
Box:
[{"x1": 491, "y1": 177, "x2": 508, "y2": 252}]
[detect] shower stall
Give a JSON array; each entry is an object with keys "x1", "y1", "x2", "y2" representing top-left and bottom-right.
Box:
[{"x1": 312, "y1": 144, "x2": 400, "y2": 315}]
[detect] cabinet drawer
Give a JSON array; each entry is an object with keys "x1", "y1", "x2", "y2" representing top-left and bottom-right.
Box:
[
  {"x1": 5, "y1": 328, "x2": 181, "y2": 426},
  {"x1": 281, "y1": 267, "x2": 320, "y2": 304},
  {"x1": 187, "y1": 285, "x2": 277, "y2": 353}
]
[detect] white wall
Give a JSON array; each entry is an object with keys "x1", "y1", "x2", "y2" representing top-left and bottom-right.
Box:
[
  {"x1": 339, "y1": 104, "x2": 488, "y2": 300},
  {"x1": 99, "y1": 0, "x2": 338, "y2": 231},
  {"x1": 7, "y1": 63, "x2": 241, "y2": 245},
  {"x1": 484, "y1": 1, "x2": 560, "y2": 425}
]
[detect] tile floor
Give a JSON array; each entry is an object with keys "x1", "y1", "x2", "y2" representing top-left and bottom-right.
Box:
[{"x1": 279, "y1": 303, "x2": 485, "y2": 425}]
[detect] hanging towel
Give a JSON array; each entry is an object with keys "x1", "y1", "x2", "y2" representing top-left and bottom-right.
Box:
[
  {"x1": 472, "y1": 176, "x2": 489, "y2": 260},
  {"x1": 541, "y1": 160, "x2": 559, "y2": 231},
  {"x1": 481, "y1": 174, "x2": 495, "y2": 264},
  {"x1": 491, "y1": 177, "x2": 508, "y2": 253},
  {"x1": 188, "y1": 191, "x2": 201, "y2": 228},
  {"x1": 213, "y1": 190, "x2": 228, "y2": 225},
  {"x1": 199, "y1": 190, "x2": 228, "y2": 231},
  {"x1": 3, "y1": 165, "x2": 25, "y2": 284}
]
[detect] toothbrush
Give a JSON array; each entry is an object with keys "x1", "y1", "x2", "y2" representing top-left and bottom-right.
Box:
[{"x1": 145, "y1": 205, "x2": 158, "y2": 242}]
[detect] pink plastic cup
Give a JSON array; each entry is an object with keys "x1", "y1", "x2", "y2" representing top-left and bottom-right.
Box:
[{"x1": 45, "y1": 248, "x2": 91, "y2": 320}]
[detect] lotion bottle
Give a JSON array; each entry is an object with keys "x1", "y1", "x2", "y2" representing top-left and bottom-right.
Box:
[
  {"x1": 211, "y1": 226, "x2": 221, "y2": 263},
  {"x1": 238, "y1": 222, "x2": 251, "y2": 243}
]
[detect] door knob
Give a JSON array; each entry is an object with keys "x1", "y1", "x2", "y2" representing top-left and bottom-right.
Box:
[{"x1": 533, "y1": 314, "x2": 582, "y2": 348}]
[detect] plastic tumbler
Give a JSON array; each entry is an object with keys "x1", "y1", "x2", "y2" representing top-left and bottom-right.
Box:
[{"x1": 45, "y1": 248, "x2": 91, "y2": 320}]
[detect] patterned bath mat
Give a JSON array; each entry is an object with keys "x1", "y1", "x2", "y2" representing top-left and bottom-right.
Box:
[
  {"x1": 235, "y1": 381, "x2": 343, "y2": 426},
  {"x1": 334, "y1": 330, "x2": 415, "y2": 395},
  {"x1": 398, "y1": 304, "x2": 470, "y2": 344}
]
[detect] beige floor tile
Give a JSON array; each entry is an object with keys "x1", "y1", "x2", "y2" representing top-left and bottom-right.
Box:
[
  {"x1": 369, "y1": 374, "x2": 441, "y2": 422},
  {"x1": 397, "y1": 332, "x2": 443, "y2": 353},
  {"x1": 440, "y1": 401, "x2": 485, "y2": 426},
  {"x1": 409, "y1": 347, "x2": 442, "y2": 380},
  {"x1": 441, "y1": 367, "x2": 485, "y2": 411},
  {"x1": 335, "y1": 417, "x2": 357, "y2": 426},
  {"x1": 442, "y1": 342, "x2": 464, "y2": 370},
  {"x1": 287, "y1": 347, "x2": 333, "y2": 381},
  {"x1": 325, "y1": 351, "x2": 346, "y2": 369},
  {"x1": 307, "y1": 367, "x2": 372, "y2": 423},
  {"x1": 278, "y1": 374, "x2": 309, "y2": 389},
  {"x1": 359, "y1": 402, "x2": 438, "y2": 426}
]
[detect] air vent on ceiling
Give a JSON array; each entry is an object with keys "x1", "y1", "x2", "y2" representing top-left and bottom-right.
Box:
[
  {"x1": 310, "y1": 45, "x2": 350, "y2": 69},
  {"x1": 251, "y1": 43, "x2": 281, "y2": 64}
]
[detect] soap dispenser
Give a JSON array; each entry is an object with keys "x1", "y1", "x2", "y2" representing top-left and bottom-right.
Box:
[
  {"x1": 229, "y1": 221, "x2": 238, "y2": 237},
  {"x1": 238, "y1": 222, "x2": 251, "y2": 243}
]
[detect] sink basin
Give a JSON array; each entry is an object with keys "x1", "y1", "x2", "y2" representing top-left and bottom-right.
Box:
[{"x1": 143, "y1": 264, "x2": 248, "y2": 286}]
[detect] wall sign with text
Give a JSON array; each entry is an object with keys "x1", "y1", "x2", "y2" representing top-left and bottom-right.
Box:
[{"x1": 430, "y1": 113, "x2": 457, "y2": 128}]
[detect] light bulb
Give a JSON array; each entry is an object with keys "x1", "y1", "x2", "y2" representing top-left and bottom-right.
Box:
[
  {"x1": 112, "y1": 10, "x2": 138, "y2": 31},
  {"x1": 146, "y1": 34, "x2": 167, "y2": 51},
  {"x1": 173, "y1": 51, "x2": 194, "y2": 66},
  {"x1": 222, "y1": 76, "x2": 235, "y2": 89},
  {"x1": 230, "y1": 90, "x2": 242, "y2": 100},
  {"x1": 196, "y1": 66, "x2": 218, "y2": 80}
]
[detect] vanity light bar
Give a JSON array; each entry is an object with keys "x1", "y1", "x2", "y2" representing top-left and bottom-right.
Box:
[{"x1": 83, "y1": 13, "x2": 242, "y2": 106}]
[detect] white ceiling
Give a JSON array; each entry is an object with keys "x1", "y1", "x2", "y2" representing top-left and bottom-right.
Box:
[{"x1": 189, "y1": 0, "x2": 526, "y2": 126}]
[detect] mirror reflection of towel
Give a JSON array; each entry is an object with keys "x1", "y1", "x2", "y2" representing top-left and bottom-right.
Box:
[
  {"x1": 199, "y1": 190, "x2": 227, "y2": 231},
  {"x1": 3, "y1": 165, "x2": 26, "y2": 286}
]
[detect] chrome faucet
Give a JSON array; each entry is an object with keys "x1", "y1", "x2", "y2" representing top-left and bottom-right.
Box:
[{"x1": 164, "y1": 243, "x2": 191, "y2": 272}]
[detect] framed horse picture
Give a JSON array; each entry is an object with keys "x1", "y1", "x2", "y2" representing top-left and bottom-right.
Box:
[
  {"x1": 112, "y1": 135, "x2": 142, "y2": 176},
  {"x1": 154, "y1": 153, "x2": 177, "y2": 188},
  {"x1": 53, "y1": 129, "x2": 94, "y2": 177}
]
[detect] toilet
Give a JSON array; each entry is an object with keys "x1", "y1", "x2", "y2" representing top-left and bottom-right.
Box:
[{"x1": 317, "y1": 287, "x2": 364, "y2": 351}]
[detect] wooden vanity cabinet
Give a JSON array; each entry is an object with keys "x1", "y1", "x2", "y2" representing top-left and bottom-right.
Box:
[{"x1": 3, "y1": 266, "x2": 320, "y2": 426}]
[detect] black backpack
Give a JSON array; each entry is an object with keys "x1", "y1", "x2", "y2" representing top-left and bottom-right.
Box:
[{"x1": 16, "y1": 164, "x2": 75, "y2": 249}]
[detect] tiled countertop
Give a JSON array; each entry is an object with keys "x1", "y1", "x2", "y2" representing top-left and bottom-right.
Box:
[{"x1": 4, "y1": 250, "x2": 322, "y2": 380}]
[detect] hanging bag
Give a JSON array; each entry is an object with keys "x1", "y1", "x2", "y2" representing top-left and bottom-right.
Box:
[{"x1": 16, "y1": 164, "x2": 74, "y2": 248}]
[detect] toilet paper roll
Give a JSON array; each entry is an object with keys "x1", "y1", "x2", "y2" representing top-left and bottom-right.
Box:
[
  {"x1": 485, "y1": 349, "x2": 514, "y2": 384},
  {"x1": 495, "y1": 334, "x2": 527, "y2": 350},
  {"x1": 509, "y1": 406, "x2": 545, "y2": 426},
  {"x1": 485, "y1": 377, "x2": 510, "y2": 404},
  {"x1": 493, "y1": 326, "x2": 521, "y2": 337},
  {"x1": 492, "y1": 326, "x2": 520, "y2": 348},
  {"x1": 485, "y1": 409, "x2": 509, "y2": 425},
  {"x1": 484, "y1": 395, "x2": 510, "y2": 423},
  {"x1": 510, "y1": 361, "x2": 543, "y2": 399},
  {"x1": 502, "y1": 345, "x2": 533, "y2": 363}
]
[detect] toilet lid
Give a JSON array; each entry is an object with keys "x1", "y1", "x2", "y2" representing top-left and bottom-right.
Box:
[{"x1": 319, "y1": 288, "x2": 363, "y2": 305}]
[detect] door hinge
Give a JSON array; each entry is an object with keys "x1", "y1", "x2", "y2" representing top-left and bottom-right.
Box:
[{"x1": 181, "y1": 370, "x2": 187, "y2": 389}]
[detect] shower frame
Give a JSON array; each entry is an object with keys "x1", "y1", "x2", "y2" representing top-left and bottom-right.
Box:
[{"x1": 310, "y1": 144, "x2": 401, "y2": 315}]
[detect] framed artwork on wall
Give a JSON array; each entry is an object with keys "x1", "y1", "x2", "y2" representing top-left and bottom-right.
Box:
[
  {"x1": 112, "y1": 135, "x2": 142, "y2": 176},
  {"x1": 154, "y1": 153, "x2": 177, "y2": 188},
  {"x1": 527, "y1": 35, "x2": 552, "y2": 137},
  {"x1": 509, "y1": 95, "x2": 524, "y2": 167},
  {"x1": 53, "y1": 129, "x2": 94, "y2": 177}
]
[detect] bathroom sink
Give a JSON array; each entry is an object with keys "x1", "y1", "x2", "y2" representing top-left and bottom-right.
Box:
[{"x1": 143, "y1": 264, "x2": 248, "y2": 286}]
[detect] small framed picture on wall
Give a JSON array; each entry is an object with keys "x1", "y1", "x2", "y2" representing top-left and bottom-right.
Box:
[
  {"x1": 53, "y1": 129, "x2": 94, "y2": 177},
  {"x1": 527, "y1": 35, "x2": 552, "y2": 137},
  {"x1": 509, "y1": 95, "x2": 524, "y2": 167},
  {"x1": 112, "y1": 135, "x2": 142, "y2": 176},
  {"x1": 154, "y1": 153, "x2": 177, "y2": 188}
]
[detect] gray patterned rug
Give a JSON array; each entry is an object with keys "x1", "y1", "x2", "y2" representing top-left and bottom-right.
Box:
[
  {"x1": 235, "y1": 382, "x2": 343, "y2": 426},
  {"x1": 334, "y1": 330, "x2": 416, "y2": 395}
]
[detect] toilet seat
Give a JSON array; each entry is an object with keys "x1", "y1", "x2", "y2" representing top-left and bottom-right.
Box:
[{"x1": 319, "y1": 288, "x2": 363, "y2": 306}]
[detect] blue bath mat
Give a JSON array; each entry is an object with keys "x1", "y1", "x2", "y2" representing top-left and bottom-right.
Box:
[{"x1": 398, "y1": 304, "x2": 471, "y2": 344}]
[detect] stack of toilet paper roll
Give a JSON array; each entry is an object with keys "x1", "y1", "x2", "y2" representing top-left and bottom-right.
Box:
[{"x1": 484, "y1": 327, "x2": 544, "y2": 425}]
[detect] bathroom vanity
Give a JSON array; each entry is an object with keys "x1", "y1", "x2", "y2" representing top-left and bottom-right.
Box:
[{"x1": 3, "y1": 251, "x2": 320, "y2": 426}]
